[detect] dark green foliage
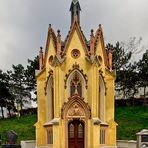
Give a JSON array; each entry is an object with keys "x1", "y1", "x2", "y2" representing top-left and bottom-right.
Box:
[
  {"x1": 0, "y1": 114, "x2": 37, "y2": 144},
  {"x1": 106, "y1": 42, "x2": 132, "y2": 71},
  {"x1": 0, "y1": 56, "x2": 39, "y2": 118},
  {"x1": 117, "y1": 63, "x2": 139, "y2": 99},
  {"x1": 0, "y1": 70, "x2": 15, "y2": 118},
  {"x1": 137, "y1": 50, "x2": 148, "y2": 97},
  {"x1": 0, "y1": 106, "x2": 147, "y2": 142},
  {"x1": 115, "y1": 106, "x2": 148, "y2": 140},
  {"x1": 7, "y1": 64, "x2": 30, "y2": 114},
  {"x1": 25, "y1": 56, "x2": 39, "y2": 100},
  {"x1": 106, "y1": 39, "x2": 147, "y2": 100}
]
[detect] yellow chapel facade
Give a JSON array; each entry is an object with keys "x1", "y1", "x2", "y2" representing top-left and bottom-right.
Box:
[{"x1": 35, "y1": 0, "x2": 117, "y2": 148}]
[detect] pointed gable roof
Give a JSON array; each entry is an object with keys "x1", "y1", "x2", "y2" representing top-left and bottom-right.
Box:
[
  {"x1": 43, "y1": 24, "x2": 57, "y2": 67},
  {"x1": 95, "y1": 24, "x2": 109, "y2": 67},
  {"x1": 63, "y1": 16, "x2": 89, "y2": 56}
]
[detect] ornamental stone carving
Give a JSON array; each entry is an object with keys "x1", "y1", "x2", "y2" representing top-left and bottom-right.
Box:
[
  {"x1": 61, "y1": 95, "x2": 91, "y2": 119},
  {"x1": 67, "y1": 103, "x2": 85, "y2": 117}
]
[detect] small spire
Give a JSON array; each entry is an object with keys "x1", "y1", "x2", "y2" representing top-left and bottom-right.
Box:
[
  {"x1": 90, "y1": 29, "x2": 95, "y2": 55},
  {"x1": 70, "y1": 0, "x2": 81, "y2": 25},
  {"x1": 108, "y1": 48, "x2": 113, "y2": 71},
  {"x1": 57, "y1": 30, "x2": 61, "y2": 55},
  {"x1": 48, "y1": 24, "x2": 52, "y2": 31},
  {"x1": 99, "y1": 24, "x2": 103, "y2": 31},
  {"x1": 39, "y1": 47, "x2": 44, "y2": 70}
]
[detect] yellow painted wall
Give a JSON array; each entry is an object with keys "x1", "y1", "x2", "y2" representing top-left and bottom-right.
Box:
[{"x1": 35, "y1": 24, "x2": 117, "y2": 148}]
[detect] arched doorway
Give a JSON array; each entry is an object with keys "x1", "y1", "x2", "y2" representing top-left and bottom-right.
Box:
[
  {"x1": 61, "y1": 95, "x2": 91, "y2": 148},
  {"x1": 68, "y1": 120, "x2": 84, "y2": 148}
]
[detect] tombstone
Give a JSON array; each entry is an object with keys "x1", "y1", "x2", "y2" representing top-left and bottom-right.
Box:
[
  {"x1": 7, "y1": 130, "x2": 17, "y2": 144},
  {"x1": 2, "y1": 130, "x2": 21, "y2": 148},
  {"x1": 137, "y1": 129, "x2": 148, "y2": 148}
]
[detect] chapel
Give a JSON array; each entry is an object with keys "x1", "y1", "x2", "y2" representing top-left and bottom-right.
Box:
[{"x1": 35, "y1": 0, "x2": 117, "y2": 148}]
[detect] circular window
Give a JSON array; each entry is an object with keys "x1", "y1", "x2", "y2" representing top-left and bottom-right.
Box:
[
  {"x1": 49, "y1": 55, "x2": 54, "y2": 65},
  {"x1": 71, "y1": 49, "x2": 80, "y2": 59},
  {"x1": 98, "y1": 56, "x2": 103, "y2": 65}
]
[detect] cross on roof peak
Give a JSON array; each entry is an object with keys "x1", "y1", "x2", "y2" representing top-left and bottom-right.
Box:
[{"x1": 72, "y1": 0, "x2": 79, "y2": 4}]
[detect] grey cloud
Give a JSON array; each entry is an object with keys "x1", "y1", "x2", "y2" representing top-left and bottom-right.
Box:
[{"x1": 0, "y1": 0, "x2": 148, "y2": 71}]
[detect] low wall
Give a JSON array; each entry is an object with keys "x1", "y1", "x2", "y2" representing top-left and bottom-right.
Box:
[
  {"x1": 117, "y1": 140, "x2": 137, "y2": 148},
  {"x1": 21, "y1": 140, "x2": 36, "y2": 148},
  {"x1": 20, "y1": 140, "x2": 137, "y2": 148}
]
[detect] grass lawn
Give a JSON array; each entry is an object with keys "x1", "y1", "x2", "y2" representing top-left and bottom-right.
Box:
[
  {"x1": 0, "y1": 106, "x2": 148, "y2": 144},
  {"x1": 115, "y1": 105, "x2": 148, "y2": 140},
  {"x1": 0, "y1": 114, "x2": 37, "y2": 144}
]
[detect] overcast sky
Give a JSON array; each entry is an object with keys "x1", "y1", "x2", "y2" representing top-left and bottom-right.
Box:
[{"x1": 0, "y1": 0, "x2": 148, "y2": 71}]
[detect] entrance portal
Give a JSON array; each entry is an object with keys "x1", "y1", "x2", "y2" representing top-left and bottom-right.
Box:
[{"x1": 68, "y1": 120, "x2": 84, "y2": 148}]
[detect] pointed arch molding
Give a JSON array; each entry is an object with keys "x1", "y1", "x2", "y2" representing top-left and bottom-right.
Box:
[
  {"x1": 61, "y1": 95, "x2": 91, "y2": 119},
  {"x1": 44, "y1": 70, "x2": 53, "y2": 95},
  {"x1": 99, "y1": 70, "x2": 107, "y2": 95},
  {"x1": 64, "y1": 63, "x2": 88, "y2": 89}
]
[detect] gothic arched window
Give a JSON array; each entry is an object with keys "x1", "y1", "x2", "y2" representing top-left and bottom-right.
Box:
[
  {"x1": 47, "y1": 126, "x2": 53, "y2": 144},
  {"x1": 70, "y1": 73, "x2": 82, "y2": 97},
  {"x1": 98, "y1": 76, "x2": 105, "y2": 121},
  {"x1": 46, "y1": 75, "x2": 54, "y2": 120}
]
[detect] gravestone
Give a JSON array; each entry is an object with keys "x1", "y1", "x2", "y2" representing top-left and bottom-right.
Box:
[
  {"x1": 7, "y1": 130, "x2": 17, "y2": 144},
  {"x1": 137, "y1": 129, "x2": 148, "y2": 148},
  {"x1": 2, "y1": 130, "x2": 21, "y2": 148}
]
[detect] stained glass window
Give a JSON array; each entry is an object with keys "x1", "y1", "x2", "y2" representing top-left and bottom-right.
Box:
[
  {"x1": 100, "y1": 127, "x2": 106, "y2": 144},
  {"x1": 78, "y1": 123, "x2": 83, "y2": 138},
  {"x1": 69, "y1": 123, "x2": 74, "y2": 138},
  {"x1": 70, "y1": 73, "x2": 82, "y2": 97},
  {"x1": 47, "y1": 127, "x2": 53, "y2": 144}
]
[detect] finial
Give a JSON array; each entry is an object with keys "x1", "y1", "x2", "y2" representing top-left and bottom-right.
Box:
[
  {"x1": 40, "y1": 47, "x2": 43, "y2": 52},
  {"x1": 49, "y1": 24, "x2": 52, "y2": 29},
  {"x1": 91, "y1": 29, "x2": 94, "y2": 36},
  {"x1": 57, "y1": 29, "x2": 60, "y2": 35},
  {"x1": 39, "y1": 47, "x2": 44, "y2": 70},
  {"x1": 57, "y1": 30, "x2": 61, "y2": 56},
  {"x1": 109, "y1": 47, "x2": 112, "y2": 53},
  {"x1": 108, "y1": 47, "x2": 113, "y2": 71},
  {"x1": 90, "y1": 29, "x2": 95, "y2": 55}
]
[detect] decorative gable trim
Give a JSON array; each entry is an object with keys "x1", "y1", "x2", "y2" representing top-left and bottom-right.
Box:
[
  {"x1": 63, "y1": 16, "x2": 89, "y2": 56},
  {"x1": 95, "y1": 24, "x2": 109, "y2": 67},
  {"x1": 43, "y1": 25, "x2": 57, "y2": 68},
  {"x1": 44, "y1": 70, "x2": 53, "y2": 95},
  {"x1": 61, "y1": 94, "x2": 91, "y2": 119},
  {"x1": 99, "y1": 70, "x2": 107, "y2": 96},
  {"x1": 64, "y1": 63, "x2": 88, "y2": 89}
]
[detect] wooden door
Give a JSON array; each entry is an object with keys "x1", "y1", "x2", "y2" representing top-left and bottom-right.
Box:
[{"x1": 68, "y1": 120, "x2": 84, "y2": 148}]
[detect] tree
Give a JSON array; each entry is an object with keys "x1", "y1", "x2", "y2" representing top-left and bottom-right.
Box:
[
  {"x1": 120, "y1": 37, "x2": 146, "y2": 56},
  {"x1": 0, "y1": 70, "x2": 14, "y2": 118},
  {"x1": 106, "y1": 42, "x2": 132, "y2": 98},
  {"x1": 7, "y1": 64, "x2": 30, "y2": 115},
  {"x1": 25, "y1": 56, "x2": 39, "y2": 100},
  {"x1": 106, "y1": 38, "x2": 145, "y2": 100},
  {"x1": 106, "y1": 42, "x2": 132, "y2": 72},
  {"x1": 137, "y1": 50, "x2": 148, "y2": 98},
  {"x1": 118, "y1": 63, "x2": 139, "y2": 100},
  {"x1": 0, "y1": 71, "x2": 7, "y2": 118}
]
